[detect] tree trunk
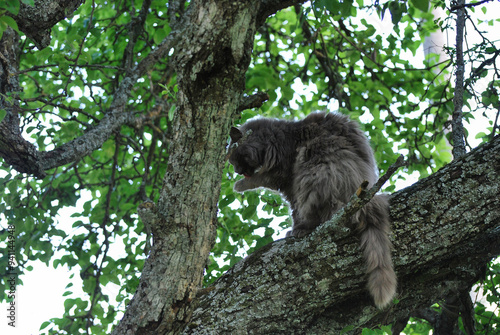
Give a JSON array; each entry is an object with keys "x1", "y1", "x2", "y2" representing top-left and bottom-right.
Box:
[
  {"x1": 112, "y1": 1, "x2": 306, "y2": 333},
  {"x1": 185, "y1": 135, "x2": 500, "y2": 334}
]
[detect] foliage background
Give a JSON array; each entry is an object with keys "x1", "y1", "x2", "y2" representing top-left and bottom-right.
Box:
[{"x1": 0, "y1": 0, "x2": 499, "y2": 334}]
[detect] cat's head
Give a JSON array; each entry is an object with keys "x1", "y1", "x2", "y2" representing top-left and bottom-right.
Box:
[{"x1": 228, "y1": 126, "x2": 264, "y2": 178}]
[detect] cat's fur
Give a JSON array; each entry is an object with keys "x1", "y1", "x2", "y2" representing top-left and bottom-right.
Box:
[{"x1": 228, "y1": 112, "x2": 396, "y2": 309}]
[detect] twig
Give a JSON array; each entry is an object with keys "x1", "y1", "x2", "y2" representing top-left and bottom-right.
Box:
[
  {"x1": 238, "y1": 92, "x2": 270, "y2": 112},
  {"x1": 137, "y1": 200, "x2": 158, "y2": 255},
  {"x1": 450, "y1": 0, "x2": 493, "y2": 11},
  {"x1": 324, "y1": 154, "x2": 407, "y2": 229},
  {"x1": 492, "y1": 104, "x2": 500, "y2": 141}
]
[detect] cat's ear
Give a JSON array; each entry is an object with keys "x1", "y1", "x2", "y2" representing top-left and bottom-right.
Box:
[{"x1": 230, "y1": 127, "x2": 243, "y2": 142}]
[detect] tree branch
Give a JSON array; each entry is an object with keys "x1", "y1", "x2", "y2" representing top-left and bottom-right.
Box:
[
  {"x1": 13, "y1": 0, "x2": 85, "y2": 49},
  {"x1": 2, "y1": 0, "x2": 305, "y2": 177},
  {"x1": 186, "y1": 136, "x2": 500, "y2": 333},
  {"x1": 451, "y1": 0, "x2": 467, "y2": 159},
  {"x1": 450, "y1": 0, "x2": 493, "y2": 11},
  {"x1": 0, "y1": 27, "x2": 47, "y2": 177},
  {"x1": 37, "y1": 23, "x2": 182, "y2": 173},
  {"x1": 329, "y1": 154, "x2": 406, "y2": 230},
  {"x1": 237, "y1": 92, "x2": 270, "y2": 112},
  {"x1": 257, "y1": 0, "x2": 308, "y2": 25}
]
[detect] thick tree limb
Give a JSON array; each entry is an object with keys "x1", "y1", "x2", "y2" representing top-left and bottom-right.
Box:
[
  {"x1": 0, "y1": 1, "x2": 88, "y2": 176},
  {"x1": 185, "y1": 136, "x2": 500, "y2": 333},
  {"x1": 1, "y1": 3, "x2": 182, "y2": 177},
  {"x1": 0, "y1": 27, "x2": 46, "y2": 177},
  {"x1": 13, "y1": 0, "x2": 85, "y2": 49}
]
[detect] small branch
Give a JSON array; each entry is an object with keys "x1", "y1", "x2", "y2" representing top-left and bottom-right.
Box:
[
  {"x1": 451, "y1": 0, "x2": 467, "y2": 159},
  {"x1": 459, "y1": 289, "x2": 476, "y2": 335},
  {"x1": 137, "y1": 200, "x2": 158, "y2": 255},
  {"x1": 450, "y1": 0, "x2": 493, "y2": 11},
  {"x1": 470, "y1": 49, "x2": 500, "y2": 80},
  {"x1": 237, "y1": 92, "x2": 270, "y2": 112},
  {"x1": 324, "y1": 154, "x2": 406, "y2": 230},
  {"x1": 39, "y1": 109, "x2": 139, "y2": 171},
  {"x1": 257, "y1": 0, "x2": 308, "y2": 25},
  {"x1": 492, "y1": 104, "x2": 500, "y2": 141},
  {"x1": 361, "y1": 154, "x2": 407, "y2": 200}
]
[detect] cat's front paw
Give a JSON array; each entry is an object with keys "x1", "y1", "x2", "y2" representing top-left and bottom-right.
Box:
[
  {"x1": 286, "y1": 228, "x2": 313, "y2": 238},
  {"x1": 234, "y1": 179, "x2": 251, "y2": 193}
]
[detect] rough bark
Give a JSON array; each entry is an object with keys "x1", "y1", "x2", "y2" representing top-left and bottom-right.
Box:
[
  {"x1": 0, "y1": 27, "x2": 45, "y2": 177},
  {"x1": 451, "y1": 0, "x2": 467, "y2": 158},
  {"x1": 13, "y1": 0, "x2": 85, "y2": 49},
  {"x1": 111, "y1": 1, "x2": 306, "y2": 334},
  {"x1": 185, "y1": 135, "x2": 500, "y2": 334}
]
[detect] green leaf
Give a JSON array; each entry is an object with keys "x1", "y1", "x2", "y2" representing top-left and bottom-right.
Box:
[
  {"x1": 219, "y1": 194, "x2": 235, "y2": 208},
  {"x1": 340, "y1": 325, "x2": 355, "y2": 334},
  {"x1": 381, "y1": 325, "x2": 393, "y2": 334},
  {"x1": 0, "y1": 109, "x2": 6, "y2": 123},
  {"x1": 410, "y1": 0, "x2": 429, "y2": 12},
  {"x1": 388, "y1": 1, "x2": 404, "y2": 25},
  {"x1": 153, "y1": 23, "x2": 171, "y2": 45},
  {"x1": 0, "y1": 15, "x2": 19, "y2": 32},
  {"x1": 241, "y1": 205, "x2": 257, "y2": 220},
  {"x1": 39, "y1": 321, "x2": 51, "y2": 330},
  {"x1": 475, "y1": 132, "x2": 486, "y2": 139},
  {"x1": 3, "y1": 0, "x2": 20, "y2": 15},
  {"x1": 168, "y1": 104, "x2": 176, "y2": 121}
]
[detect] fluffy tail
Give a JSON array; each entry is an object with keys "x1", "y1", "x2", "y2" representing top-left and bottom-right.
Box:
[{"x1": 360, "y1": 195, "x2": 397, "y2": 309}]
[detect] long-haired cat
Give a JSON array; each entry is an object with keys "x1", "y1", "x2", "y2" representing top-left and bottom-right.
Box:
[{"x1": 228, "y1": 112, "x2": 396, "y2": 309}]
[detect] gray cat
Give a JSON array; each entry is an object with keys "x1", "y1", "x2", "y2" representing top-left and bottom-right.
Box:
[{"x1": 228, "y1": 112, "x2": 396, "y2": 309}]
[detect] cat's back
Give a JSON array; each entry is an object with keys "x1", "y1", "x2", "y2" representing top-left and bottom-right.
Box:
[
  {"x1": 297, "y1": 112, "x2": 377, "y2": 173},
  {"x1": 300, "y1": 112, "x2": 362, "y2": 138},
  {"x1": 298, "y1": 112, "x2": 370, "y2": 149}
]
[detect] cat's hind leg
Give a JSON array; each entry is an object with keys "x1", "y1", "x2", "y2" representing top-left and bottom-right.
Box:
[
  {"x1": 289, "y1": 143, "x2": 367, "y2": 237},
  {"x1": 289, "y1": 149, "x2": 346, "y2": 237}
]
